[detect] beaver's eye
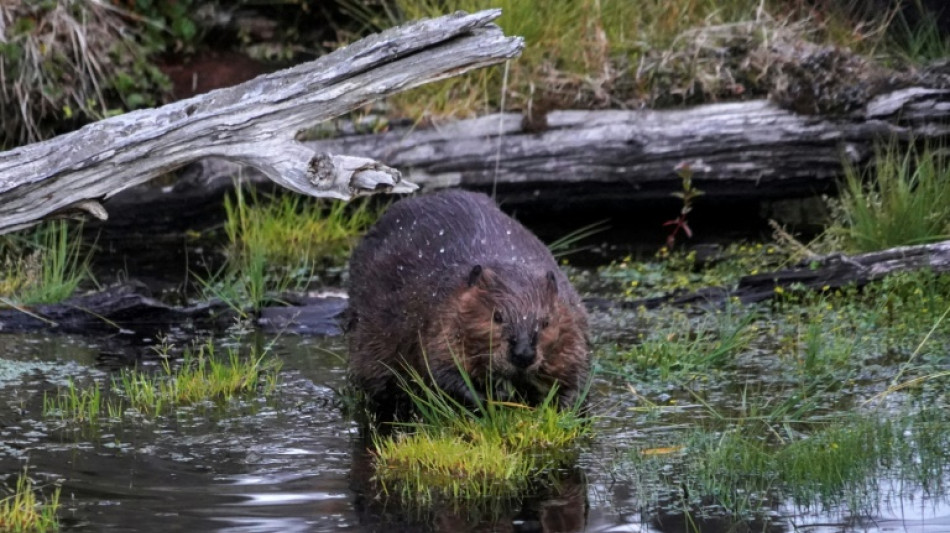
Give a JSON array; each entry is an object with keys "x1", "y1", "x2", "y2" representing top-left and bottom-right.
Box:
[
  {"x1": 540, "y1": 318, "x2": 550, "y2": 329},
  {"x1": 492, "y1": 310, "x2": 503, "y2": 324}
]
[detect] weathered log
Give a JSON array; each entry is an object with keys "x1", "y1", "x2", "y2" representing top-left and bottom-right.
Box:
[
  {"x1": 300, "y1": 87, "x2": 950, "y2": 207},
  {"x1": 0, "y1": 10, "x2": 523, "y2": 235},
  {"x1": 586, "y1": 239, "x2": 950, "y2": 311}
]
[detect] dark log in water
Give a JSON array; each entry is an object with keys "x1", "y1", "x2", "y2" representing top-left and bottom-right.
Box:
[
  {"x1": 0, "y1": 283, "x2": 345, "y2": 336},
  {"x1": 587, "y1": 239, "x2": 950, "y2": 310}
]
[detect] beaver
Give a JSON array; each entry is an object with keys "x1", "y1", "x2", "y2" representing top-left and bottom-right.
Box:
[{"x1": 346, "y1": 190, "x2": 590, "y2": 418}]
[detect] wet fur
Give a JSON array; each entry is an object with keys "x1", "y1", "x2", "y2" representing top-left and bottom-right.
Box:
[{"x1": 347, "y1": 190, "x2": 590, "y2": 418}]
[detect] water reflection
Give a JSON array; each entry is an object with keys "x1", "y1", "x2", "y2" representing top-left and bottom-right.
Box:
[{"x1": 0, "y1": 331, "x2": 947, "y2": 532}]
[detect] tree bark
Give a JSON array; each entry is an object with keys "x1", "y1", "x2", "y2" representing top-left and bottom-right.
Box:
[
  {"x1": 303, "y1": 87, "x2": 950, "y2": 206},
  {"x1": 0, "y1": 9, "x2": 523, "y2": 235}
]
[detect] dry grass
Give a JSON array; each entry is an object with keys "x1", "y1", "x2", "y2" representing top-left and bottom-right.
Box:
[
  {"x1": 340, "y1": 0, "x2": 896, "y2": 121},
  {"x1": 0, "y1": 0, "x2": 168, "y2": 147}
]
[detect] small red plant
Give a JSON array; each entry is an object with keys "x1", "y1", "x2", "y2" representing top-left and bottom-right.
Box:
[{"x1": 663, "y1": 160, "x2": 706, "y2": 249}]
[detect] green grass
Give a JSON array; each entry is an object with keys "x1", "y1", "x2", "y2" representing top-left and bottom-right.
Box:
[
  {"x1": 0, "y1": 221, "x2": 92, "y2": 306},
  {"x1": 627, "y1": 409, "x2": 950, "y2": 518},
  {"x1": 43, "y1": 379, "x2": 122, "y2": 425},
  {"x1": 834, "y1": 143, "x2": 950, "y2": 253},
  {"x1": 599, "y1": 306, "x2": 757, "y2": 381},
  {"x1": 341, "y1": 0, "x2": 887, "y2": 120},
  {"x1": 547, "y1": 220, "x2": 609, "y2": 259},
  {"x1": 0, "y1": 469, "x2": 60, "y2": 533},
  {"x1": 596, "y1": 258, "x2": 950, "y2": 520},
  {"x1": 887, "y1": 0, "x2": 950, "y2": 63},
  {"x1": 43, "y1": 339, "x2": 281, "y2": 423},
  {"x1": 372, "y1": 364, "x2": 590, "y2": 504},
  {"x1": 224, "y1": 187, "x2": 377, "y2": 271},
  {"x1": 198, "y1": 186, "x2": 377, "y2": 314},
  {"x1": 116, "y1": 340, "x2": 281, "y2": 416}
]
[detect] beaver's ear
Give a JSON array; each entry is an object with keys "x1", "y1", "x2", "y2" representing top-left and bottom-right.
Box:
[
  {"x1": 467, "y1": 265, "x2": 484, "y2": 287},
  {"x1": 545, "y1": 270, "x2": 559, "y2": 296}
]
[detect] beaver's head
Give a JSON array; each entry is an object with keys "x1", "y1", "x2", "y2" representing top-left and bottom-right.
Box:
[{"x1": 453, "y1": 264, "x2": 565, "y2": 379}]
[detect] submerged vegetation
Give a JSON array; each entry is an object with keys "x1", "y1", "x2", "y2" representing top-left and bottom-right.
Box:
[{"x1": 0, "y1": 469, "x2": 60, "y2": 533}]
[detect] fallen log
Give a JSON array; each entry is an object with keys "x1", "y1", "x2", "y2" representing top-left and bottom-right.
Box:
[
  {"x1": 300, "y1": 87, "x2": 950, "y2": 207},
  {"x1": 586, "y1": 239, "x2": 950, "y2": 311},
  {"x1": 0, "y1": 9, "x2": 523, "y2": 235}
]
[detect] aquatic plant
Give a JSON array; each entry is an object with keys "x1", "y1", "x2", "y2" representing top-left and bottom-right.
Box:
[
  {"x1": 599, "y1": 305, "x2": 756, "y2": 382},
  {"x1": 598, "y1": 241, "x2": 792, "y2": 300},
  {"x1": 372, "y1": 363, "x2": 590, "y2": 504},
  {"x1": 0, "y1": 469, "x2": 60, "y2": 532},
  {"x1": 115, "y1": 339, "x2": 282, "y2": 416},
  {"x1": 44, "y1": 338, "x2": 281, "y2": 423},
  {"x1": 43, "y1": 379, "x2": 122, "y2": 425},
  {"x1": 627, "y1": 409, "x2": 950, "y2": 519},
  {"x1": 595, "y1": 245, "x2": 950, "y2": 522}
]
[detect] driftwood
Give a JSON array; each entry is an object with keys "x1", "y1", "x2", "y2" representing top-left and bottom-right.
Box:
[
  {"x1": 299, "y1": 87, "x2": 950, "y2": 206},
  {"x1": 0, "y1": 10, "x2": 523, "y2": 235},
  {"x1": 587, "y1": 239, "x2": 950, "y2": 311}
]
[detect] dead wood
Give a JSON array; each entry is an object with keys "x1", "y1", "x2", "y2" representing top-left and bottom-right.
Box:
[
  {"x1": 298, "y1": 87, "x2": 950, "y2": 207},
  {"x1": 0, "y1": 10, "x2": 523, "y2": 234}
]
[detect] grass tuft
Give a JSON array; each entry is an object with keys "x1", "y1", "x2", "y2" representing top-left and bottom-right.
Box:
[
  {"x1": 0, "y1": 469, "x2": 60, "y2": 533},
  {"x1": 836, "y1": 143, "x2": 950, "y2": 252},
  {"x1": 44, "y1": 338, "x2": 281, "y2": 423},
  {"x1": 0, "y1": 221, "x2": 92, "y2": 306},
  {"x1": 198, "y1": 186, "x2": 378, "y2": 314},
  {"x1": 372, "y1": 364, "x2": 590, "y2": 504},
  {"x1": 117, "y1": 340, "x2": 282, "y2": 416},
  {"x1": 628, "y1": 409, "x2": 950, "y2": 519}
]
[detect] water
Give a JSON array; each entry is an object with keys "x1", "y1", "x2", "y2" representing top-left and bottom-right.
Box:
[{"x1": 1, "y1": 326, "x2": 948, "y2": 532}]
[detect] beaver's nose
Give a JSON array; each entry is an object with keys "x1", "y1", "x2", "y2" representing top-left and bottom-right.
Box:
[{"x1": 509, "y1": 334, "x2": 536, "y2": 368}]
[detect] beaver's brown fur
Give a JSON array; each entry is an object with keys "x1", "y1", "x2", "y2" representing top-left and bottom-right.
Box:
[{"x1": 346, "y1": 190, "x2": 589, "y2": 418}]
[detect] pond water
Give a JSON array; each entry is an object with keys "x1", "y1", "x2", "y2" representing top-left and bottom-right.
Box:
[{"x1": 2, "y1": 317, "x2": 948, "y2": 532}]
